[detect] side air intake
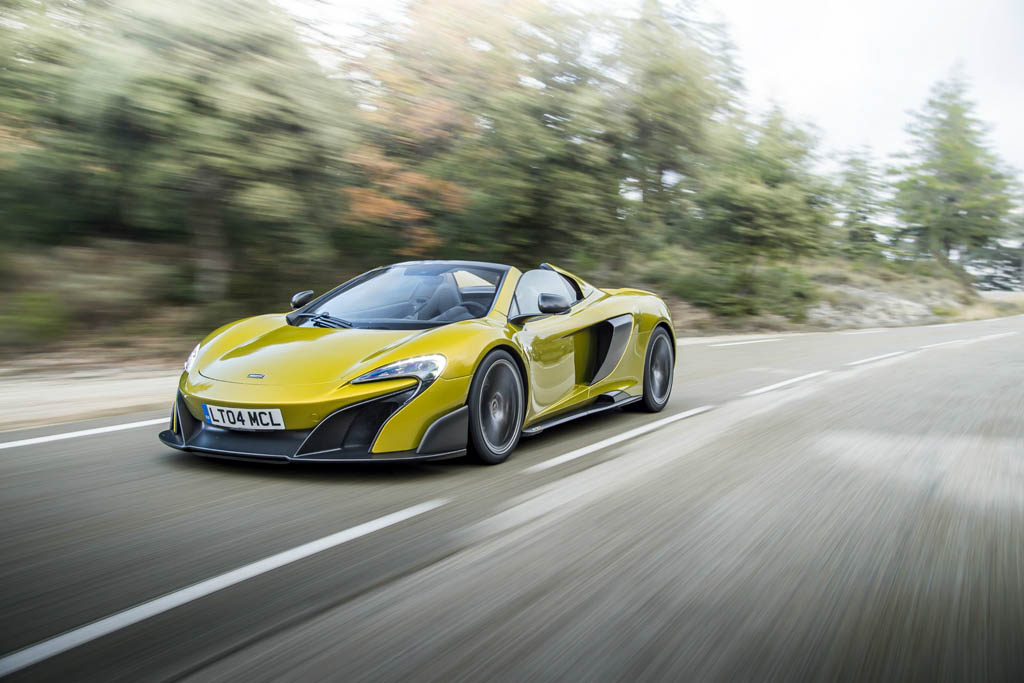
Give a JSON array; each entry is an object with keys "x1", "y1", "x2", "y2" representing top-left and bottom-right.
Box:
[{"x1": 588, "y1": 314, "x2": 633, "y2": 385}]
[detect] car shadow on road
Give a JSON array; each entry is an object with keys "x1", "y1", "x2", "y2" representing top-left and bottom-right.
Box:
[
  {"x1": 157, "y1": 404, "x2": 656, "y2": 482},
  {"x1": 159, "y1": 449, "x2": 479, "y2": 484}
]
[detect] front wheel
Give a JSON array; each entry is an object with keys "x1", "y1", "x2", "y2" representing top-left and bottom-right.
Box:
[
  {"x1": 468, "y1": 350, "x2": 525, "y2": 465},
  {"x1": 639, "y1": 327, "x2": 674, "y2": 412}
]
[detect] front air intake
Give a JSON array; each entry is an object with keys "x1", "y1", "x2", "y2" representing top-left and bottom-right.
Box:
[{"x1": 295, "y1": 387, "x2": 417, "y2": 458}]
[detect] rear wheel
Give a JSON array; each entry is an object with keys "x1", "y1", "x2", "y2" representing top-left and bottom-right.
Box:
[
  {"x1": 468, "y1": 350, "x2": 524, "y2": 465},
  {"x1": 640, "y1": 327, "x2": 674, "y2": 412}
]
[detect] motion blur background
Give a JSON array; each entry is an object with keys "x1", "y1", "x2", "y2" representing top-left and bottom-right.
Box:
[
  {"x1": 4, "y1": 3, "x2": 1024, "y2": 679},
  {"x1": 1, "y1": 0, "x2": 1022, "y2": 360}
]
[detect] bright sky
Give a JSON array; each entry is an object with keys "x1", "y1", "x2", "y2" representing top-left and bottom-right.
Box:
[
  {"x1": 702, "y1": 0, "x2": 1024, "y2": 173},
  {"x1": 290, "y1": 0, "x2": 1024, "y2": 174}
]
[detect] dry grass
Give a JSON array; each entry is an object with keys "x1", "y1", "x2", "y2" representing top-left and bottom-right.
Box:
[{"x1": 950, "y1": 295, "x2": 1024, "y2": 322}]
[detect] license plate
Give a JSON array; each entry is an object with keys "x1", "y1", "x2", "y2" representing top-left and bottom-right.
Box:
[{"x1": 202, "y1": 404, "x2": 285, "y2": 431}]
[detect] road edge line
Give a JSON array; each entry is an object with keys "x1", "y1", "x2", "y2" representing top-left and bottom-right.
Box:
[
  {"x1": 0, "y1": 499, "x2": 448, "y2": 677},
  {"x1": 742, "y1": 370, "x2": 830, "y2": 397},
  {"x1": 0, "y1": 418, "x2": 169, "y2": 451},
  {"x1": 523, "y1": 405, "x2": 715, "y2": 473}
]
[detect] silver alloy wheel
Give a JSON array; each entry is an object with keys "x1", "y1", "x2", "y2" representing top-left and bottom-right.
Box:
[
  {"x1": 649, "y1": 333, "x2": 673, "y2": 404},
  {"x1": 478, "y1": 358, "x2": 523, "y2": 455}
]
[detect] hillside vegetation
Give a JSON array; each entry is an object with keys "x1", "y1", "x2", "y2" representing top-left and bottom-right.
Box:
[{"x1": 1, "y1": 0, "x2": 1020, "y2": 357}]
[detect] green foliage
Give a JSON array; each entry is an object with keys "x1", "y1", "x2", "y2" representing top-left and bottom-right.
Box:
[
  {"x1": 0, "y1": 241, "x2": 213, "y2": 349},
  {"x1": 614, "y1": 0, "x2": 728, "y2": 243},
  {"x1": 0, "y1": 0, "x2": 353, "y2": 304},
  {"x1": 0, "y1": 252, "x2": 13, "y2": 290},
  {"x1": 649, "y1": 258, "x2": 816, "y2": 320},
  {"x1": 344, "y1": 0, "x2": 628, "y2": 265},
  {"x1": 0, "y1": 1, "x2": 1021, "y2": 352},
  {"x1": 691, "y1": 110, "x2": 833, "y2": 262},
  {"x1": 0, "y1": 291, "x2": 69, "y2": 348},
  {"x1": 892, "y1": 74, "x2": 1016, "y2": 262},
  {"x1": 835, "y1": 149, "x2": 887, "y2": 258}
]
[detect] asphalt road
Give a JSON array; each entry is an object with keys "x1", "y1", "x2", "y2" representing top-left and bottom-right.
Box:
[{"x1": 2, "y1": 317, "x2": 1023, "y2": 681}]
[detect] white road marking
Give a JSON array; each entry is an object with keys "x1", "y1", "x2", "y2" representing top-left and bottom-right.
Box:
[
  {"x1": 957, "y1": 331, "x2": 1018, "y2": 345},
  {"x1": 708, "y1": 338, "x2": 779, "y2": 347},
  {"x1": 0, "y1": 499, "x2": 448, "y2": 677},
  {"x1": 919, "y1": 339, "x2": 966, "y2": 349},
  {"x1": 676, "y1": 334, "x2": 810, "y2": 347},
  {"x1": 742, "y1": 370, "x2": 830, "y2": 397},
  {"x1": 844, "y1": 351, "x2": 906, "y2": 367},
  {"x1": 523, "y1": 405, "x2": 715, "y2": 473},
  {"x1": 0, "y1": 418, "x2": 168, "y2": 451},
  {"x1": 838, "y1": 328, "x2": 886, "y2": 335}
]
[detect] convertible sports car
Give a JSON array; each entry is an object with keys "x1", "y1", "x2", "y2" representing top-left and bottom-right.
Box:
[{"x1": 159, "y1": 261, "x2": 675, "y2": 465}]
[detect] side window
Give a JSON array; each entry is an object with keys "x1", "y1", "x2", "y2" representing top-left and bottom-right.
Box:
[
  {"x1": 512, "y1": 269, "x2": 578, "y2": 317},
  {"x1": 559, "y1": 273, "x2": 583, "y2": 302}
]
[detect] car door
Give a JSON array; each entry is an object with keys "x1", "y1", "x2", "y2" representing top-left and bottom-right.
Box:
[{"x1": 510, "y1": 269, "x2": 588, "y2": 420}]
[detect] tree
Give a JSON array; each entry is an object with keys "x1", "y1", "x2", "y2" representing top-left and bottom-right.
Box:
[
  {"x1": 893, "y1": 74, "x2": 1016, "y2": 264},
  {"x1": 0, "y1": 0, "x2": 355, "y2": 303},
  {"x1": 694, "y1": 109, "x2": 833, "y2": 262},
  {"x1": 835, "y1": 148, "x2": 886, "y2": 258},
  {"x1": 346, "y1": 0, "x2": 623, "y2": 266},
  {"x1": 613, "y1": 0, "x2": 729, "y2": 247}
]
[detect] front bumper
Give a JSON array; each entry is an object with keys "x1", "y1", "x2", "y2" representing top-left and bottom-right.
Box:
[{"x1": 159, "y1": 388, "x2": 468, "y2": 463}]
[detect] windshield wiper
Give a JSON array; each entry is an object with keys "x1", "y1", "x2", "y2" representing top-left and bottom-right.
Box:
[{"x1": 292, "y1": 311, "x2": 353, "y2": 329}]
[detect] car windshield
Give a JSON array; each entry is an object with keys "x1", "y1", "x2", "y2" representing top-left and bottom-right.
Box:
[{"x1": 294, "y1": 263, "x2": 505, "y2": 330}]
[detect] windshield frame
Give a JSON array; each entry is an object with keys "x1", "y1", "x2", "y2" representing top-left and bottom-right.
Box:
[{"x1": 287, "y1": 261, "x2": 511, "y2": 330}]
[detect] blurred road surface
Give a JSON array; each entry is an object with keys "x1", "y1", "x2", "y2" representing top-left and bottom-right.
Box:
[{"x1": 2, "y1": 316, "x2": 1023, "y2": 680}]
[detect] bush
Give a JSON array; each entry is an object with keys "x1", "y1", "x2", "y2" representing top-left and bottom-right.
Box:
[
  {"x1": 0, "y1": 290, "x2": 70, "y2": 348},
  {"x1": 756, "y1": 266, "x2": 817, "y2": 321},
  {"x1": 0, "y1": 240, "x2": 203, "y2": 352},
  {"x1": 669, "y1": 268, "x2": 758, "y2": 317},
  {"x1": 0, "y1": 253, "x2": 13, "y2": 291},
  {"x1": 665, "y1": 263, "x2": 817, "y2": 320},
  {"x1": 892, "y1": 258, "x2": 952, "y2": 280},
  {"x1": 808, "y1": 268, "x2": 851, "y2": 285}
]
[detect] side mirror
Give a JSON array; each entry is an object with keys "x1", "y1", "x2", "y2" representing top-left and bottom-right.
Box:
[
  {"x1": 290, "y1": 290, "x2": 315, "y2": 309},
  {"x1": 538, "y1": 292, "x2": 571, "y2": 315}
]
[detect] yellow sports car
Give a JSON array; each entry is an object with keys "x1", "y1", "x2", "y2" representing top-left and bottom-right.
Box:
[{"x1": 159, "y1": 261, "x2": 675, "y2": 465}]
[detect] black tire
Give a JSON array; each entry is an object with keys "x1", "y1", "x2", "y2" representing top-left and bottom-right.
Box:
[
  {"x1": 467, "y1": 350, "x2": 525, "y2": 465},
  {"x1": 640, "y1": 327, "x2": 674, "y2": 412}
]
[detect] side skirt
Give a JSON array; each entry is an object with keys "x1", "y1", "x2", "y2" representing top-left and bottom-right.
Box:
[{"x1": 521, "y1": 391, "x2": 640, "y2": 437}]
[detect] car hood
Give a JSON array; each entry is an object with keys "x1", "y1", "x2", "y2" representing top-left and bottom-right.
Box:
[{"x1": 197, "y1": 315, "x2": 433, "y2": 386}]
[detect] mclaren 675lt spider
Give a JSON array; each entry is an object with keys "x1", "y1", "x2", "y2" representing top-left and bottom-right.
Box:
[{"x1": 159, "y1": 261, "x2": 675, "y2": 465}]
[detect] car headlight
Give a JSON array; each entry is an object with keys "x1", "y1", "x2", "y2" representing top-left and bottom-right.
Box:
[
  {"x1": 184, "y1": 343, "x2": 200, "y2": 372},
  {"x1": 353, "y1": 354, "x2": 446, "y2": 385}
]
